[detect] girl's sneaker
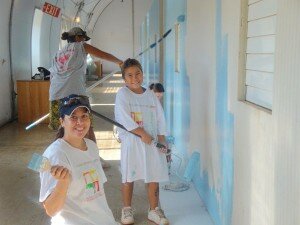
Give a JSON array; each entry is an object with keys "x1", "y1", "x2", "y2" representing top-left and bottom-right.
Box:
[
  {"x1": 121, "y1": 207, "x2": 134, "y2": 224},
  {"x1": 148, "y1": 207, "x2": 169, "y2": 225}
]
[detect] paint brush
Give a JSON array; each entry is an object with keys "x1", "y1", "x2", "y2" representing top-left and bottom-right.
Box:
[{"x1": 27, "y1": 153, "x2": 51, "y2": 172}]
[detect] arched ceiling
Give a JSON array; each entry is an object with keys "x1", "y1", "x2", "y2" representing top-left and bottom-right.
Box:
[{"x1": 68, "y1": 0, "x2": 115, "y2": 33}]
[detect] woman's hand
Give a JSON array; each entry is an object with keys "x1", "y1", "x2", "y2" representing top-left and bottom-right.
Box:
[
  {"x1": 50, "y1": 166, "x2": 70, "y2": 183},
  {"x1": 118, "y1": 61, "x2": 123, "y2": 68}
]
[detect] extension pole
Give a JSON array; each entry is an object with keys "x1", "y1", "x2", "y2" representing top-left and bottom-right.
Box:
[{"x1": 91, "y1": 109, "x2": 171, "y2": 154}]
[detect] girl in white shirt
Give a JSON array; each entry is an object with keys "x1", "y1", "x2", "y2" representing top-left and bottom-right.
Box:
[{"x1": 115, "y1": 58, "x2": 169, "y2": 225}]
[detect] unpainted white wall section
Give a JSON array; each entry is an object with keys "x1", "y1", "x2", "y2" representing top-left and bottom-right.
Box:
[
  {"x1": 0, "y1": 0, "x2": 13, "y2": 126},
  {"x1": 133, "y1": 0, "x2": 153, "y2": 57},
  {"x1": 92, "y1": 0, "x2": 152, "y2": 73},
  {"x1": 11, "y1": 0, "x2": 36, "y2": 82},
  {"x1": 272, "y1": 1, "x2": 300, "y2": 224},
  {"x1": 185, "y1": 0, "x2": 218, "y2": 191},
  {"x1": 92, "y1": 0, "x2": 132, "y2": 73}
]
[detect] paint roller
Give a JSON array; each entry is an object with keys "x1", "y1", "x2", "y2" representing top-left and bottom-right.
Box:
[
  {"x1": 177, "y1": 14, "x2": 185, "y2": 23},
  {"x1": 162, "y1": 150, "x2": 199, "y2": 192}
]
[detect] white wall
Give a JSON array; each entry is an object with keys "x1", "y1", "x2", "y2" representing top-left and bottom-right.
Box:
[
  {"x1": 92, "y1": 0, "x2": 152, "y2": 73},
  {"x1": 185, "y1": 0, "x2": 300, "y2": 224},
  {"x1": 272, "y1": 1, "x2": 300, "y2": 224},
  {"x1": 185, "y1": 0, "x2": 217, "y2": 184},
  {"x1": 0, "y1": 0, "x2": 13, "y2": 126},
  {"x1": 133, "y1": 0, "x2": 153, "y2": 57},
  {"x1": 11, "y1": 0, "x2": 36, "y2": 82}
]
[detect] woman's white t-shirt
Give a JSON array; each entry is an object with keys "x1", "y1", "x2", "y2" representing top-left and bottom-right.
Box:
[{"x1": 39, "y1": 138, "x2": 118, "y2": 225}]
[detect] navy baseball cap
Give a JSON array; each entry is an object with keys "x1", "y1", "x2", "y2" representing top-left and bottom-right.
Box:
[{"x1": 59, "y1": 94, "x2": 90, "y2": 117}]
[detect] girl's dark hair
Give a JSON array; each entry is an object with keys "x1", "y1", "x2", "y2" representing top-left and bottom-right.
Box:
[
  {"x1": 121, "y1": 58, "x2": 143, "y2": 78},
  {"x1": 149, "y1": 83, "x2": 165, "y2": 93},
  {"x1": 55, "y1": 114, "x2": 65, "y2": 140},
  {"x1": 61, "y1": 32, "x2": 76, "y2": 43}
]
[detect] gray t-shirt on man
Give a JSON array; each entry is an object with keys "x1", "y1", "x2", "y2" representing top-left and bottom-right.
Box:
[{"x1": 49, "y1": 42, "x2": 87, "y2": 101}]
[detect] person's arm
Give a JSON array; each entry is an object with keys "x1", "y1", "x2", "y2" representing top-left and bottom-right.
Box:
[
  {"x1": 83, "y1": 43, "x2": 123, "y2": 66},
  {"x1": 43, "y1": 166, "x2": 70, "y2": 217},
  {"x1": 115, "y1": 89, "x2": 153, "y2": 144},
  {"x1": 131, "y1": 127, "x2": 153, "y2": 145}
]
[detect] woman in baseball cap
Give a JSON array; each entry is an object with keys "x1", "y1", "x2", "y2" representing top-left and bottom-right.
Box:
[{"x1": 39, "y1": 94, "x2": 120, "y2": 225}]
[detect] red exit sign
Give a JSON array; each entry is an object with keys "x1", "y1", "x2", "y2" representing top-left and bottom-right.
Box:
[{"x1": 42, "y1": 2, "x2": 60, "y2": 18}]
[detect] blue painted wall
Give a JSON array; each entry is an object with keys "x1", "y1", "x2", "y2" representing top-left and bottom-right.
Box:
[
  {"x1": 163, "y1": 0, "x2": 190, "y2": 159},
  {"x1": 139, "y1": 0, "x2": 190, "y2": 160},
  {"x1": 192, "y1": 1, "x2": 234, "y2": 225},
  {"x1": 139, "y1": 0, "x2": 234, "y2": 224}
]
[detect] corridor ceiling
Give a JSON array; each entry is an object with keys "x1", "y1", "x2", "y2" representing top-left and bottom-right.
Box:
[{"x1": 67, "y1": 0, "x2": 115, "y2": 32}]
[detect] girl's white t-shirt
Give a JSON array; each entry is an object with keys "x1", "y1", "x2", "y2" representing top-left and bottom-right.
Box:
[
  {"x1": 115, "y1": 87, "x2": 169, "y2": 183},
  {"x1": 39, "y1": 138, "x2": 118, "y2": 225}
]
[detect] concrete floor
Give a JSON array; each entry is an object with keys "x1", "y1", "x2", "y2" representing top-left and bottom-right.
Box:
[{"x1": 0, "y1": 74, "x2": 213, "y2": 225}]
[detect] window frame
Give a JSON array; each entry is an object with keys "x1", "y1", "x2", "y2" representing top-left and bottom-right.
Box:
[{"x1": 238, "y1": 0, "x2": 277, "y2": 111}]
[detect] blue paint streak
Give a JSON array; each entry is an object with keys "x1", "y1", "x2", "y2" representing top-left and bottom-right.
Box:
[
  {"x1": 193, "y1": 160, "x2": 222, "y2": 225},
  {"x1": 217, "y1": 35, "x2": 234, "y2": 225},
  {"x1": 192, "y1": 0, "x2": 234, "y2": 225},
  {"x1": 141, "y1": 0, "x2": 233, "y2": 223},
  {"x1": 215, "y1": 0, "x2": 234, "y2": 223}
]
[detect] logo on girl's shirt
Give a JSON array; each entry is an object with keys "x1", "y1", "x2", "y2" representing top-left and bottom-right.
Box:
[{"x1": 131, "y1": 112, "x2": 143, "y2": 126}]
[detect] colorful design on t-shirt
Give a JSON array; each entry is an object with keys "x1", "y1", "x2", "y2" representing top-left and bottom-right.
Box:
[
  {"x1": 131, "y1": 112, "x2": 143, "y2": 126},
  {"x1": 83, "y1": 169, "x2": 101, "y2": 201},
  {"x1": 55, "y1": 49, "x2": 75, "y2": 72}
]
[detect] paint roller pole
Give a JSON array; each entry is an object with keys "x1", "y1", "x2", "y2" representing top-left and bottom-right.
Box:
[
  {"x1": 86, "y1": 70, "x2": 117, "y2": 92},
  {"x1": 25, "y1": 113, "x2": 50, "y2": 130},
  {"x1": 90, "y1": 109, "x2": 171, "y2": 154},
  {"x1": 25, "y1": 70, "x2": 119, "y2": 131}
]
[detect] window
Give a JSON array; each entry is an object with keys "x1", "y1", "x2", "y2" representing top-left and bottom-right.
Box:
[
  {"x1": 240, "y1": 0, "x2": 277, "y2": 110},
  {"x1": 31, "y1": 8, "x2": 43, "y2": 75}
]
